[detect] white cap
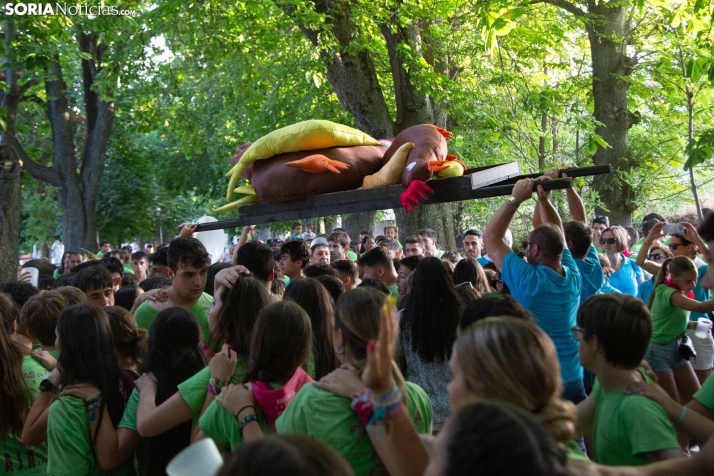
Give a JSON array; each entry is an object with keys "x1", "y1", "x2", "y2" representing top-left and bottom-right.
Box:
[{"x1": 311, "y1": 237, "x2": 329, "y2": 249}]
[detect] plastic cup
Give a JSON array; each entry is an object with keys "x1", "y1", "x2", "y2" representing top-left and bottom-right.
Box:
[
  {"x1": 24, "y1": 267, "x2": 39, "y2": 288},
  {"x1": 695, "y1": 318, "x2": 713, "y2": 339},
  {"x1": 166, "y1": 439, "x2": 223, "y2": 476}
]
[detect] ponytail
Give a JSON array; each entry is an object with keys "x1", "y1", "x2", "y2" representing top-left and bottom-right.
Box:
[
  {"x1": 648, "y1": 256, "x2": 696, "y2": 309},
  {"x1": 648, "y1": 258, "x2": 671, "y2": 309},
  {"x1": 105, "y1": 306, "x2": 149, "y2": 366},
  {"x1": 533, "y1": 399, "x2": 577, "y2": 443}
]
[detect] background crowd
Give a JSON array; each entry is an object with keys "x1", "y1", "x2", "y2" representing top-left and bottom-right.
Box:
[{"x1": 3, "y1": 168, "x2": 714, "y2": 475}]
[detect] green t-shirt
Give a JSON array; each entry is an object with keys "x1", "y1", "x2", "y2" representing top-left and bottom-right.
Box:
[
  {"x1": 117, "y1": 389, "x2": 147, "y2": 476},
  {"x1": 563, "y1": 439, "x2": 589, "y2": 463},
  {"x1": 693, "y1": 370, "x2": 714, "y2": 410},
  {"x1": 650, "y1": 285, "x2": 688, "y2": 344},
  {"x1": 48, "y1": 396, "x2": 135, "y2": 476},
  {"x1": 592, "y1": 373, "x2": 679, "y2": 466},
  {"x1": 199, "y1": 398, "x2": 270, "y2": 451},
  {"x1": 305, "y1": 350, "x2": 315, "y2": 380},
  {"x1": 123, "y1": 263, "x2": 135, "y2": 275},
  {"x1": 275, "y1": 382, "x2": 432, "y2": 476},
  {"x1": 345, "y1": 251, "x2": 358, "y2": 262},
  {"x1": 177, "y1": 360, "x2": 247, "y2": 418},
  {"x1": 388, "y1": 283, "x2": 399, "y2": 298},
  {"x1": 134, "y1": 293, "x2": 214, "y2": 345},
  {"x1": 1, "y1": 356, "x2": 50, "y2": 475}
]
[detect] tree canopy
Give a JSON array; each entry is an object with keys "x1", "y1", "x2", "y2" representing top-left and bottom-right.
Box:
[{"x1": 5, "y1": 0, "x2": 714, "y2": 269}]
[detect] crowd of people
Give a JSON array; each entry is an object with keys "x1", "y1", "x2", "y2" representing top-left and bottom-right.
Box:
[{"x1": 3, "y1": 167, "x2": 714, "y2": 475}]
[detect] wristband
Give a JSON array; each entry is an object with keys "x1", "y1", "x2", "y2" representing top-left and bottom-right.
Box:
[
  {"x1": 207, "y1": 377, "x2": 227, "y2": 396},
  {"x1": 234, "y1": 405, "x2": 255, "y2": 419},
  {"x1": 239, "y1": 414, "x2": 258, "y2": 435},
  {"x1": 675, "y1": 406, "x2": 687, "y2": 425},
  {"x1": 86, "y1": 393, "x2": 104, "y2": 422}
]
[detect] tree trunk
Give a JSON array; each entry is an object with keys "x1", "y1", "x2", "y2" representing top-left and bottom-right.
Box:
[
  {"x1": 0, "y1": 145, "x2": 22, "y2": 280},
  {"x1": 395, "y1": 204, "x2": 456, "y2": 252},
  {"x1": 20, "y1": 32, "x2": 115, "y2": 252},
  {"x1": 281, "y1": 1, "x2": 457, "y2": 240},
  {"x1": 342, "y1": 212, "x2": 376, "y2": 244},
  {"x1": 586, "y1": 1, "x2": 639, "y2": 226}
]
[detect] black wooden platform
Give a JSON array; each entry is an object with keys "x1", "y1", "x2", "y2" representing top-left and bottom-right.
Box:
[{"x1": 190, "y1": 163, "x2": 612, "y2": 231}]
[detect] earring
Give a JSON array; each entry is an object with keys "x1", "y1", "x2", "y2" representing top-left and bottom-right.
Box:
[{"x1": 334, "y1": 345, "x2": 345, "y2": 355}]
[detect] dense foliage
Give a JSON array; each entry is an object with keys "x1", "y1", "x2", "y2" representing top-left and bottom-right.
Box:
[{"x1": 7, "y1": 0, "x2": 714, "y2": 253}]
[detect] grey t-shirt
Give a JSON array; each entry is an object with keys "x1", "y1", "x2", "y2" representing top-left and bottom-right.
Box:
[{"x1": 395, "y1": 309, "x2": 452, "y2": 425}]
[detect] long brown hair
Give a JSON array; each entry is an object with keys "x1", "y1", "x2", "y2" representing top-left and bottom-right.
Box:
[
  {"x1": 648, "y1": 256, "x2": 696, "y2": 308},
  {"x1": 243, "y1": 301, "x2": 312, "y2": 384},
  {"x1": 0, "y1": 321, "x2": 28, "y2": 436},
  {"x1": 283, "y1": 278, "x2": 338, "y2": 379},
  {"x1": 455, "y1": 317, "x2": 576, "y2": 443},
  {"x1": 211, "y1": 275, "x2": 271, "y2": 358},
  {"x1": 56, "y1": 305, "x2": 129, "y2": 439}
]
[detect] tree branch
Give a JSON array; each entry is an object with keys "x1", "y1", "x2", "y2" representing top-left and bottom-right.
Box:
[
  {"x1": 6, "y1": 137, "x2": 59, "y2": 186},
  {"x1": 529, "y1": 0, "x2": 586, "y2": 17}
]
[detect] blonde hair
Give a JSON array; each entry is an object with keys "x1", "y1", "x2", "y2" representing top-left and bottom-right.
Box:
[{"x1": 455, "y1": 317, "x2": 576, "y2": 442}]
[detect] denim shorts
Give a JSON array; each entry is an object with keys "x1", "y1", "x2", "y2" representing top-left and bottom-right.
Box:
[{"x1": 645, "y1": 337, "x2": 689, "y2": 372}]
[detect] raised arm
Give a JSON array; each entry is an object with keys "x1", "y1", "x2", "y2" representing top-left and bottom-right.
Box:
[
  {"x1": 683, "y1": 222, "x2": 708, "y2": 257},
  {"x1": 562, "y1": 169, "x2": 587, "y2": 223},
  {"x1": 362, "y1": 297, "x2": 429, "y2": 476},
  {"x1": 635, "y1": 222, "x2": 665, "y2": 276},
  {"x1": 483, "y1": 179, "x2": 535, "y2": 270},
  {"x1": 535, "y1": 176, "x2": 565, "y2": 241},
  {"x1": 234, "y1": 225, "x2": 256, "y2": 256}
]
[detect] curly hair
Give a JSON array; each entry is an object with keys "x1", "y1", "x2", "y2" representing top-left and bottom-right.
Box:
[{"x1": 401, "y1": 257, "x2": 464, "y2": 362}]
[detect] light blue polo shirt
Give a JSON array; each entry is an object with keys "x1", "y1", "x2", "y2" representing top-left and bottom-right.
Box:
[
  {"x1": 502, "y1": 248, "x2": 583, "y2": 383},
  {"x1": 636, "y1": 277, "x2": 655, "y2": 305},
  {"x1": 608, "y1": 255, "x2": 643, "y2": 296},
  {"x1": 574, "y1": 245, "x2": 605, "y2": 306}
]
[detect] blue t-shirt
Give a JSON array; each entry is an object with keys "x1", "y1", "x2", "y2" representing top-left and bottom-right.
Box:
[
  {"x1": 574, "y1": 245, "x2": 605, "y2": 306},
  {"x1": 601, "y1": 280, "x2": 623, "y2": 295},
  {"x1": 636, "y1": 277, "x2": 655, "y2": 305},
  {"x1": 608, "y1": 255, "x2": 643, "y2": 296},
  {"x1": 476, "y1": 257, "x2": 489, "y2": 267},
  {"x1": 691, "y1": 264, "x2": 710, "y2": 322},
  {"x1": 502, "y1": 248, "x2": 583, "y2": 383}
]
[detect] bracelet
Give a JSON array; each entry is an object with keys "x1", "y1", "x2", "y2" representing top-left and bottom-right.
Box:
[
  {"x1": 239, "y1": 414, "x2": 258, "y2": 435},
  {"x1": 675, "y1": 406, "x2": 687, "y2": 425},
  {"x1": 234, "y1": 405, "x2": 255, "y2": 419},
  {"x1": 371, "y1": 385, "x2": 398, "y2": 403},
  {"x1": 351, "y1": 386, "x2": 403, "y2": 430},
  {"x1": 207, "y1": 377, "x2": 227, "y2": 396},
  {"x1": 86, "y1": 394, "x2": 104, "y2": 422}
]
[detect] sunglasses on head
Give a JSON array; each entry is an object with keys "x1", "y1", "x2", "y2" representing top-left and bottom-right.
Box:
[
  {"x1": 599, "y1": 238, "x2": 617, "y2": 245},
  {"x1": 648, "y1": 253, "x2": 664, "y2": 260}
]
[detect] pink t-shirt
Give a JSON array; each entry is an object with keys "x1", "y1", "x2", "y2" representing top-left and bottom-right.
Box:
[{"x1": 252, "y1": 367, "x2": 313, "y2": 429}]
